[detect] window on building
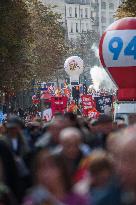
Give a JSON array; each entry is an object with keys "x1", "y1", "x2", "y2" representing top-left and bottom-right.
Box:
[
  {"x1": 81, "y1": 23, "x2": 84, "y2": 32},
  {"x1": 71, "y1": 23, "x2": 73, "y2": 33},
  {"x1": 69, "y1": 7, "x2": 72, "y2": 17},
  {"x1": 86, "y1": 23, "x2": 89, "y2": 31},
  {"x1": 91, "y1": 0, "x2": 99, "y2": 10},
  {"x1": 85, "y1": 8, "x2": 88, "y2": 18},
  {"x1": 91, "y1": 2, "x2": 95, "y2": 8},
  {"x1": 101, "y1": 16, "x2": 106, "y2": 23},
  {"x1": 101, "y1": 1, "x2": 106, "y2": 9},
  {"x1": 75, "y1": 7, "x2": 77, "y2": 18},
  {"x1": 80, "y1": 9, "x2": 83, "y2": 18},
  {"x1": 76, "y1": 23, "x2": 78, "y2": 32},
  {"x1": 109, "y1": 3, "x2": 114, "y2": 10},
  {"x1": 82, "y1": 0, "x2": 90, "y2": 4},
  {"x1": 86, "y1": 0, "x2": 90, "y2": 4}
]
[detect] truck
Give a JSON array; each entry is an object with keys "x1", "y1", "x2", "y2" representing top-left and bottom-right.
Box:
[{"x1": 114, "y1": 101, "x2": 136, "y2": 125}]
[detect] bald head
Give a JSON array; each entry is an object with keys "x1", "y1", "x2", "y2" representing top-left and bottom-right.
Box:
[
  {"x1": 60, "y1": 127, "x2": 82, "y2": 142},
  {"x1": 59, "y1": 128, "x2": 82, "y2": 159},
  {"x1": 109, "y1": 125, "x2": 136, "y2": 192}
]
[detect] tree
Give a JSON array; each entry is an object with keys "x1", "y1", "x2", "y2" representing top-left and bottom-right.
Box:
[
  {"x1": 0, "y1": 0, "x2": 32, "y2": 92},
  {"x1": 26, "y1": 0, "x2": 67, "y2": 82},
  {"x1": 116, "y1": 0, "x2": 136, "y2": 19},
  {"x1": 0, "y1": 0, "x2": 67, "y2": 93}
]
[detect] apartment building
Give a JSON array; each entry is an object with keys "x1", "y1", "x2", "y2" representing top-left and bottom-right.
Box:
[{"x1": 42, "y1": 0, "x2": 121, "y2": 37}]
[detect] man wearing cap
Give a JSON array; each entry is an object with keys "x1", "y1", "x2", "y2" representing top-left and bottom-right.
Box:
[{"x1": 2, "y1": 116, "x2": 29, "y2": 158}]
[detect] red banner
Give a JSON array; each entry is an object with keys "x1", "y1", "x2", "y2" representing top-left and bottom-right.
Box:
[
  {"x1": 88, "y1": 108, "x2": 100, "y2": 119},
  {"x1": 81, "y1": 95, "x2": 96, "y2": 117},
  {"x1": 51, "y1": 96, "x2": 68, "y2": 115}
]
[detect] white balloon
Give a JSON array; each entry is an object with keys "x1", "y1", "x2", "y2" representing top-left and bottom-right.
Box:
[{"x1": 64, "y1": 56, "x2": 84, "y2": 77}]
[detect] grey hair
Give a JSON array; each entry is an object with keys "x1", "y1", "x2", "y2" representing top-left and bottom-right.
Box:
[{"x1": 59, "y1": 127, "x2": 82, "y2": 141}]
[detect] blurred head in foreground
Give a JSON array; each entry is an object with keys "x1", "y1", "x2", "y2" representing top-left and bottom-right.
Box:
[
  {"x1": 89, "y1": 150, "x2": 113, "y2": 188},
  {"x1": 108, "y1": 125, "x2": 136, "y2": 192},
  {"x1": 35, "y1": 150, "x2": 71, "y2": 197},
  {"x1": 59, "y1": 127, "x2": 82, "y2": 160}
]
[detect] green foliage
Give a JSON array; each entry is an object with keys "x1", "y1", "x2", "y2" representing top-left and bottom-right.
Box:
[
  {"x1": 116, "y1": 0, "x2": 136, "y2": 19},
  {"x1": 0, "y1": 0, "x2": 67, "y2": 92},
  {"x1": 27, "y1": 0, "x2": 67, "y2": 81},
  {"x1": 0, "y1": 0, "x2": 33, "y2": 91}
]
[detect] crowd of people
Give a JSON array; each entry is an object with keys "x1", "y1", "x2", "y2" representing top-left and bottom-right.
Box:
[{"x1": 0, "y1": 111, "x2": 136, "y2": 205}]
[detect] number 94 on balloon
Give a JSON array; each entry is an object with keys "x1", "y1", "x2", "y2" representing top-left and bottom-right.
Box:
[{"x1": 102, "y1": 30, "x2": 136, "y2": 68}]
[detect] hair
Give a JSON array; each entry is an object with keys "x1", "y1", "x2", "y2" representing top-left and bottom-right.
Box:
[
  {"x1": 34, "y1": 150, "x2": 72, "y2": 192},
  {"x1": 64, "y1": 112, "x2": 80, "y2": 128},
  {"x1": 89, "y1": 150, "x2": 113, "y2": 175},
  {"x1": 64, "y1": 112, "x2": 77, "y2": 122},
  {"x1": 59, "y1": 127, "x2": 82, "y2": 142},
  {"x1": 0, "y1": 141, "x2": 21, "y2": 200},
  {"x1": 92, "y1": 115, "x2": 112, "y2": 126}
]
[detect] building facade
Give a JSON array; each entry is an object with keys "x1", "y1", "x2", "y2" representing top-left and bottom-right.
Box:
[
  {"x1": 65, "y1": 0, "x2": 93, "y2": 40},
  {"x1": 91, "y1": 0, "x2": 121, "y2": 35},
  {"x1": 42, "y1": 0, "x2": 121, "y2": 38}
]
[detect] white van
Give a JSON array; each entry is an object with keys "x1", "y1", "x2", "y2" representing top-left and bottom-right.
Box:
[{"x1": 114, "y1": 102, "x2": 136, "y2": 125}]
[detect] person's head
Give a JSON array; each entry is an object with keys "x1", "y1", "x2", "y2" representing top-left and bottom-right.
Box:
[
  {"x1": 35, "y1": 150, "x2": 71, "y2": 194},
  {"x1": 64, "y1": 112, "x2": 79, "y2": 128},
  {"x1": 48, "y1": 117, "x2": 66, "y2": 143},
  {"x1": 91, "y1": 115, "x2": 113, "y2": 135},
  {"x1": 90, "y1": 115, "x2": 114, "y2": 148},
  {"x1": 6, "y1": 116, "x2": 23, "y2": 137},
  {"x1": 89, "y1": 150, "x2": 113, "y2": 188},
  {"x1": 115, "y1": 116, "x2": 127, "y2": 129},
  {"x1": 107, "y1": 130, "x2": 124, "y2": 156},
  {"x1": 59, "y1": 127, "x2": 82, "y2": 159},
  {"x1": 108, "y1": 125, "x2": 136, "y2": 192},
  {"x1": 0, "y1": 125, "x2": 6, "y2": 136},
  {"x1": 29, "y1": 121, "x2": 42, "y2": 138}
]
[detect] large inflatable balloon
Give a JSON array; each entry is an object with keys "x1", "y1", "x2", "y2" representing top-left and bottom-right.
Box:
[
  {"x1": 99, "y1": 17, "x2": 136, "y2": 101},
  {"x1": 64, "y1": 56, "x2": 84, "y2": 82}
]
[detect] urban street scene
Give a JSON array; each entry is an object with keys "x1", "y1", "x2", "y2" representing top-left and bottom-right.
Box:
[{"x1": 0, "y1": 0, "x2": 136, "y2": 204}]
